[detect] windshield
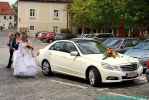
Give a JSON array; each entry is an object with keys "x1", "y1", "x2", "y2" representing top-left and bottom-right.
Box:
[
  {"x1": 134, "y1": 42, "x2": 149, "y2": 50},
  {"x1": 103, "y1": 38, "x2": 123, "y2": 49},
  {"x1": 76, "y1": 40, "x2": 106, "y2": 54}
]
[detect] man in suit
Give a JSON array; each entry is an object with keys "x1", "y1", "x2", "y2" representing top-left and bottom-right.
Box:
[{"x1": 6, "y1": 32, "x2": 20, "y2": 68}]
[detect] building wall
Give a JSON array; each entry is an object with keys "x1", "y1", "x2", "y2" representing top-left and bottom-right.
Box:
[
  {"x1": 0, "y1": 15, "x2": 15, "y2": 30},
  {"x1": 18, "y1": 1, "x2": 68, "y2": 33}
]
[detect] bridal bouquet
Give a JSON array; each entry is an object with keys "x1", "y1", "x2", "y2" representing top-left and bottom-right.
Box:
[
  {"x1": 103, "y1": 48, "x2": 119, "y2": 60},
  {"x1": 26, "y1": 44, "x2": 34, "y2": 50},
  {"x1": 106, "y1": 48, "x2": 119, "y2": 58}
]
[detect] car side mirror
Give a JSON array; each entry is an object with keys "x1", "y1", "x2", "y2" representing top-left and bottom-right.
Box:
[{"x1": 70, "y1": 51, "x2": 79, "y2": 56}]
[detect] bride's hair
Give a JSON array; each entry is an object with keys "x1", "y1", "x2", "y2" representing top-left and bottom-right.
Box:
[{"x1": 21, "y1": 32, "x2": 28, "y2": 42}]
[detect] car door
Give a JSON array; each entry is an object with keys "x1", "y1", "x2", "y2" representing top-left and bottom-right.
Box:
[
  {"x1": 48, "y1": 42, "x2": 67, "y2": 72},
  {"x1": 60, "y1": 42, "x2": 84, "y2": 77}
]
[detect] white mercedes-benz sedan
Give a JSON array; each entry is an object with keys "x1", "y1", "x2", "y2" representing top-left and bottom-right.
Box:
[{"x1": 37, "y1": 38, "x2": 143, "y2": 87}]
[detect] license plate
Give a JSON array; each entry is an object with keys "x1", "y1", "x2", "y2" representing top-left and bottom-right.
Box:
[{"x1": 126, "y1": 72, "x2": 138, "y2": 78}]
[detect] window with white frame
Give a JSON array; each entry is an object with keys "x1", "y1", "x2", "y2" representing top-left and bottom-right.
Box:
[
  {"x1": 53, "y1": 26, "x2": 58, "y2": 33},
  {"x1": 54, "y1": 10, "x2": 59, "y2": 17},
  {"x1": 30, "y1": 25, "x2": 35, "y2": 30},
  {"x1": 30, "y1": 9, "x2": 36, "y2": 17}
]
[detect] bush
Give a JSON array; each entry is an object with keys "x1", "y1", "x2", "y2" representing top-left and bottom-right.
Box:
[{"x1": 60, "y1": 28, "x2": 71, "y2": 33}]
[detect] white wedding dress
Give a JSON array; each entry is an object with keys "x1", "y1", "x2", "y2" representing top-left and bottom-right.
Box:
[{"x1": 13, "y1": 42, "x2": 38, "y2": 77}]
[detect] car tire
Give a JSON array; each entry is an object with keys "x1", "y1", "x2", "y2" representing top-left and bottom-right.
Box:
[
  {"x1": 41, "y1": 60, "x2": 52, "y2": 76},
  {"x1": 88, "y1": 67, "x2": 102, "y2": 87}
]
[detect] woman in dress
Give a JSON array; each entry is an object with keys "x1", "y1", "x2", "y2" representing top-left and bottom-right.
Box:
[{"x1": 13, "y1": 33, "x2": 38, "y2": 77}]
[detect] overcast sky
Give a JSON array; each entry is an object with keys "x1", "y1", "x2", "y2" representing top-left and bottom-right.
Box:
[{"x1": 0, "y1": 0, "x2": 17, "y2": 4}]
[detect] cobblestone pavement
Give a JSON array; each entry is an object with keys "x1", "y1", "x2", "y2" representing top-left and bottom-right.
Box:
[{"x1": 0, "y1": 31, "x2": 149, "y2": 100}]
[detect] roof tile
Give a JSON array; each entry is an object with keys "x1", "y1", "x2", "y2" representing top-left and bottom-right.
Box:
[{"x1": 0, "y1": 2, "x2": 15, "y2": 15}]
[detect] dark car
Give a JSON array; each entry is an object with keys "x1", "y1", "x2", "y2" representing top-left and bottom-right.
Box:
[
  {"x1": 103, "y1": 38, "x2": 139, "y2": 53},
  {"x1": 95, "y1": 33, "x2": 114, "y2": 38},
  {"x1": 55, "y1": 33, "x2": 67, "y2": 40}
]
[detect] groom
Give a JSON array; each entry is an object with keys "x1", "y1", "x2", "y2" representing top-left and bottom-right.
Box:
[{"x1": 6, "y1": 32, "x2": 20, "y2": 68}]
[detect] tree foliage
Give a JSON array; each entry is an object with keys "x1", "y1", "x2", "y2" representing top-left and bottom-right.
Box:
[{"x1": 70, "y1": 0, "x2": 149, "y2": 34}]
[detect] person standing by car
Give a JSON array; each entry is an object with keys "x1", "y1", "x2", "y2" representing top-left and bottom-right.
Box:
[
  {"x1": 6, "y1": 32, "x2": 20, "y2": 68},
  {"x1": 13, "y1": 33, "x2": 38, "y2": 77}
]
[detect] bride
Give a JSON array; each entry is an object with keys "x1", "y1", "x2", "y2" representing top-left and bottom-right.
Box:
[{"x1": 13, "y1": 33, "x2": 38, "y2": 77}]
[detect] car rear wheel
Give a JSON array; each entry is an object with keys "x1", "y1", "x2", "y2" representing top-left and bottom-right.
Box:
[
  {"x1": 42, "y1": 60, "x2": 52, "y2": 76},
  {"x1": 88, "y1": 68, "x2": 102, "y2": 87}
]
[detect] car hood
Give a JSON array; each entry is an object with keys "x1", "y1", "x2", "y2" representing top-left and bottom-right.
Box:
[
  {"x1": 83, "y1": 54, "x2": 138, "y2": 66},
  {"x1": 125, "y1": 49, "x2": 149, "y2": 60}
]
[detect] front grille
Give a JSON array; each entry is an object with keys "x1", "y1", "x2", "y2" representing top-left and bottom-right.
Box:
[
  {"x1": 121, "y1": 64, "x2": 138, "y2": 71},
  {"x1": 122, "y1": 75, "x2": 138, "y2": 79}
]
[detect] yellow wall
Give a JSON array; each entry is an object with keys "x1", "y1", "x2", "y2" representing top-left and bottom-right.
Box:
[{"x1": 18, "y1": 1, "x2": 68, "y2": 33}]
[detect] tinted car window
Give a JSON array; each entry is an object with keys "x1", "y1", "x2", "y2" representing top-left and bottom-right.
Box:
[
  {"x1": 64, "y1": 42, "x2": 77, "y2": 53},
  {"x1": 125, "y1": 39, "x2": 139, "y2": 47},
  {"x1": 134, "y1": 42, "x2": 149, "y2": 50},
  {"x1": 50, "y1": 42, "x2": 64, "y2": 52}
]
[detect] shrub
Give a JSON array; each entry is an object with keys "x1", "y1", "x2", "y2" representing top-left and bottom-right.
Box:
[{"x1": 60, "y1": 28, "x2": 71, "y2": 33}]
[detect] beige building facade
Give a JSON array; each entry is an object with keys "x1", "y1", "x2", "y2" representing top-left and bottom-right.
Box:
[{"x1": 18, "y1": 0, "x2": 70, "y2": 33}]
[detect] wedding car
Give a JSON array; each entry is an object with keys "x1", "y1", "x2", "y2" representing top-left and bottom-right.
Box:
[{"x1": 37, "y1": 38, "x2": 143, "y2": 87}]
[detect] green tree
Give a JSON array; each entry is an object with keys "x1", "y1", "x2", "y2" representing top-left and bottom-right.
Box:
[
  {"x1": 70, "y1": 0, "x2": 149, "y2": 35},
  {"x1": 12, "y1": 1, "x2": 18, "y2": 28}
]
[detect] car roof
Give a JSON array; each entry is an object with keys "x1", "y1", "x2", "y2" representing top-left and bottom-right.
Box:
[
  {"x1": 105, "y1": 37, "x2": 139, "y2": 40},
  {"x1": 54, "y1": 38, "x2": 96, "y2": 43},
  {"x1": 71, "y1": 38, "x2": 96, "y2": 42}
]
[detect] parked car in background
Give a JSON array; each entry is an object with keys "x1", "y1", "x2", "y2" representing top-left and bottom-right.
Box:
[
  {"x1": 43, "y1": 32, "x2": 55, "y2": 43},
  {"x1": 79, "y1": 33, "x2": 114, "y2": 42},
  {"x1": 125, "y1": 40, "x2": 149, "y2": 73},
  {"x1": 37, "y1": 32, "x2": 47, "y2": 41},
  {"x1": 95, "y1": 33, "x2": 114, "y2": 38},
  {"x1": 55, "y1": 33, "x2": 67, "y2": 40},
  {"x1": 103, "y1": 38, "x2": 139, "y2": 53},
  {"x1": 37, "y1": 38, "x2": 143, "y2": 87},
  {"x1": 35, "y1": 31, "x2": 48, "y2": 38}
]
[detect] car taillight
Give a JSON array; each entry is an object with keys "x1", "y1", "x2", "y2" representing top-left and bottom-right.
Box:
[{"x1": 145, "y1": 60, "x2": 149, "y2": 69}]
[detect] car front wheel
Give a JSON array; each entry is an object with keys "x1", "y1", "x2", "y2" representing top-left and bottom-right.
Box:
[
  {"x1": 41, "y1": 60, "x2": 52, "y2": 76},
  {"x1": 88, "y1": 68, "x2": 102, "y2": 87}
]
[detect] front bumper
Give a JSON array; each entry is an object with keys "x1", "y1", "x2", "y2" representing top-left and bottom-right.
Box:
[{"x1": 100, "y1": 65, "x2": 143, "y2": 83}]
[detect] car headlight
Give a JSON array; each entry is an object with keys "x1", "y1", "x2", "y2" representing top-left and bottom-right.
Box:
[{"x1": 101, "y1": 63, "x2": 121, "y2": 71}]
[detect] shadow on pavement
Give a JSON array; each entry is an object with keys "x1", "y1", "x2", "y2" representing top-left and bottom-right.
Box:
[{"x1": 47, "y1": 72, "x2": 148, "y2": 89}]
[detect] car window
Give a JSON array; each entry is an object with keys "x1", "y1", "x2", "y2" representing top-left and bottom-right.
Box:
[
  {"x1": 49, "y1": 42, "x2": 64, "y2": 52},
  {"x1": 125, "y1": 39, "x2": 139, "y2": 47},
  {"x1": 134, "y1": 42, "x2": 149, "y2": 50},
  {"x1": 76, "y1": 40, "x2": 106, "y2": 54},
  {"x1": 64, "y1": 42, "x2": 78, "y2": 53}
]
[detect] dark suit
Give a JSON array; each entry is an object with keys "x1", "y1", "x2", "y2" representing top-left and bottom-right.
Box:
[{"x1": 7, "y1": 37, "x2": 19, "y2": 68}]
